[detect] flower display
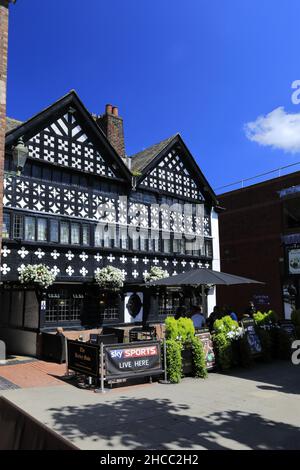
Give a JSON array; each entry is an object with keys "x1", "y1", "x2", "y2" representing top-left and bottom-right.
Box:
[
  {"x1": 94, "y1": 266, "x2": 125, "y2": 290},
  {"x1": 143, "y1": 266, "x2": 168, "y2": 283},
  {"x1": 19, "y1": 264, "x2": 56, "y2": 288}
]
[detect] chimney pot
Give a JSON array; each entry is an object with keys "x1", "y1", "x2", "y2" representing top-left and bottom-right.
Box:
[
  {"x1": 112, "y1": 106, "x2": 119, "y2": 117},
  {"x1": 105, "y1": 104, "x2": 113, "y2": 114}
]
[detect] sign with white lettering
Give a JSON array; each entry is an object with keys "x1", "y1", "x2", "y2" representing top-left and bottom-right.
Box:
[
  {"x1": 67, "y1": 340, "x2": 100, "y2": 378},
  {"x1": 105, "y1": 341, "x2": 162, "y2": 379},
  {"x1": 195, "y1": 329, "x2": 216, "y2": 370}
]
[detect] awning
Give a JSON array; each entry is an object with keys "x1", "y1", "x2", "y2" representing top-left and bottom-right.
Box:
[{"x1": 146, "y1": 268, "x2": 264, "y2": 287}]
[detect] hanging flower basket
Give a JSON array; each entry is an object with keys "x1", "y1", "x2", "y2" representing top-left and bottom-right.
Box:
[
  {"x1": 19, "y1": 264, "x2": 56, "y2": 289},
  {"x1": 94, "y1": 266, "x2": 125, "y2": 291},
  {"x1": 144, "y1": 266, "x2": 168, "y2": 283}
]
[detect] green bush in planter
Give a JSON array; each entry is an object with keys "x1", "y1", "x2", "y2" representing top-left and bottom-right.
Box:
[
  {"x1": 166, "y1": 339, "x2": 182, "y2": 383},
  {"x1": 191, "y1": 336, "x2": 208, "y2": 378},
  {"x1": 165, "y1": 316, "x2": 179, "y2": 340},
  {"x1": 165, "y1": 317, "x2": 208, "y2": 381},
  {"x1": 177, "y1": 317, "x2": 195, "y2": 343},
  {"x1": 213, "y1": 332, "x2": 232, "y2": 370}
]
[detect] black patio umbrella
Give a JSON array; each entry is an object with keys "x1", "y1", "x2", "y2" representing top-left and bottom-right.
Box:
[{"x1": 146, "y1": 268, "x2": 263, "y2": 286}]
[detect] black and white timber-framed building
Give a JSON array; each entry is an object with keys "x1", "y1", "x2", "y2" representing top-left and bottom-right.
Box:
[{"x1": 0, "y1": 91, "x2": 221, "y2": 356}]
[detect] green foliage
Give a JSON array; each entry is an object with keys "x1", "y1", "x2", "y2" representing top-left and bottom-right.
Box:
[
  {"x1": 165, "y1": 316, "x2": 179, "y2": 340},
  {"x1": 191, "y1": 336, "x2": 208, "y2": 378},
  {"x1": 166, "y1": 339, "x2": 182, "y2": 383},
  {"x1": 213, "y1": 315, "x2": 239, "y2": 334},
  {"x1": 165, "y1": 317, "x2": 208, "y2": 381},
  {"x1": 253, "y1": 310, "x2": 278, "y2": 326},
  {"x1": 212, "y1": 331, "x2": 233, "y2": 370},
  {"x1": 177, "y1": 317, "x2": 195, "y2": 343}
]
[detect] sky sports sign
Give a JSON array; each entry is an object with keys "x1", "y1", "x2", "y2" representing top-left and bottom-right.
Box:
[{"x1": 105, "y1": 341, "x2": 163, "y2": 379}]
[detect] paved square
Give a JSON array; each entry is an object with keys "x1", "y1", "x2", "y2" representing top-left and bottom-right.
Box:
[{"x1": 1, "y1": 360, "x2": 299, "y2": 450}]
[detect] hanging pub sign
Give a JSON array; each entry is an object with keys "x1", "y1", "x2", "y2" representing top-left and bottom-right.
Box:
[
  {"x1": 279, "y1": 320, "x2": 297, "y2": 343},
  {"x1": 195, "y1": 329, "x2": 216, "y2": 370},
  {"x1": 105, "y1": 341, "x2": 163, "y2": 379},
  {"x1": 241, "y1": 318, "x2": 262, "y2": 357},
  {"x1": 288, "y1": 248, "x2": 300, "y2": 274},
  {"x1": 67, "y1": 340, "x2": 100, "y2": 378}
]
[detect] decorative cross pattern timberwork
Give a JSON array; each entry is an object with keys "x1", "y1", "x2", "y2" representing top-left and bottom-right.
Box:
[
  {"x1": 26, "y1": 112, "x2": 117, "y2": 178},
  {"x1": 141, "y1": 149, "x2": 204, "y2": 201}
]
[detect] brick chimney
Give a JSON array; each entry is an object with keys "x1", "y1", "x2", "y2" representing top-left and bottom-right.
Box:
[
  {"x1": 0, "y1": 0, "x2": 15, "y2": 267},
  {"x1": 97, "y1": 104, "x2": 126, "y2": 160}
]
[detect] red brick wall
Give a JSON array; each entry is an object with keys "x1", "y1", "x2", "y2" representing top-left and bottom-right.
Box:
[
  {"x1": 97, "y1": 112, "x2": 125, "y2": 159},
  {"x1": 217, "y1": 172, "x2": 300, "y2": 317},
  {"x1": 0, "y1": 0, "x2": 10, "y2": 268}
]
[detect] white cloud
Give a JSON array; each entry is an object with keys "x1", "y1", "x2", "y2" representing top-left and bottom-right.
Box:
[{"x1": 245, "y1": 107, "x2": 300, "y2": 153}]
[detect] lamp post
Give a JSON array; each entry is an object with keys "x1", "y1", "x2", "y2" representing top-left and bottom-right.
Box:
[{"x1": 12, "y1": 137, "x2": 29, "y2": 175}]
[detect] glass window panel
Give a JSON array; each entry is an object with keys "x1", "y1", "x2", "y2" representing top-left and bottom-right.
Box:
[
  {"x1": 95, "y1": 225, "x2": 103, "y2": 247},
  {"x1": 37, "y1": 218, "x2": 47, "y2": 241},
  {"x1": 3, "y1": 213, "x2": 10, "y2": 239},
  {"x1": 120, "y1": 227, "x2": 128, "y2": 250},
  {"x1": 25, "y1": 217, "x2": 35, "y2": 241},
  {"x1": 82, "y1": 225, "x2": 89, "y2": 246},
  {"x1": 71, "y1": 223, "x2": 80, "y2": 244},
  {"x1": 13, "y1": 214, "x2": 23, "y2": 239},
  {"x1": 50, "y1": 220, "x2": 59, "y2": 243},
  {"x1": 60, "y1": 222, "x2": 69, "y2": 244}
]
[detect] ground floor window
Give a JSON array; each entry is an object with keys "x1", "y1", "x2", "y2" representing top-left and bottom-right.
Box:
[
  {"x1": 45, "y1": 291, "x2": 84, "y2": 323},
  {"x1": 99, "y1": 292, "x2": 120, "y2": 320}
]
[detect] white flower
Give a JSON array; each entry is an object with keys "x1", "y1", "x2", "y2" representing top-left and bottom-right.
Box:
[
  {"x1": 19, "y1": 264, "x2": 56, "y2": 288},
  {"x1": 94, "y1": 266, "x2": 125, "y2": 290},
  {"x1": 143, "y1": 266, "x2": 168, "y2": 283}
]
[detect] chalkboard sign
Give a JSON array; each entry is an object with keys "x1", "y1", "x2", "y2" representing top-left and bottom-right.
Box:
[
  {"x1": 196, "y1": 329, "x2": 216, "y2": 370},
  {"x1": 105, "y1": 341, "x2": 163, "y2": 379},
  {"x1": 279, "y1": 321, "x2": 297, "y2": 343},
  {"x1": 67, "y1": 340, "x2": 100, "y2": 378},
  {"x1": 241, "y1": 318, "x2": 262, "y2": 356}
]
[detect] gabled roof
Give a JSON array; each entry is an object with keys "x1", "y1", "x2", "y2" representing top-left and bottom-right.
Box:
[
  {"x1": 6, "y1": 117, "x2": 23, "y2": 133},
  {"x1": 5, "y1": 90, "x2": 132, "y2": 182},
  {"x1": 131, "y1": 133, "x2": 218, "y2": 205},
  {"x1": 130, "y1": 135, "x2": 177, "y2": 173}
]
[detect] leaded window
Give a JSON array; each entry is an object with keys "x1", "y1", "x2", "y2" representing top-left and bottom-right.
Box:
[
  {"x1": 50, "y1": 220, "x2": 59, "y2": 243},
  {"x1": 60, "y1": 222, "x2": 69, "y2": 244},
  {"x1": 25, "y1": 216, "x2": 35, "y2": 241},
  {"x1": 37, "y1": 218, "x2": 47, "y2": 242},
  {"x1": 2, "y1": 213, "x2": 10, "y2": 239},
  {"x1": 71, "y1": 223, "x2": 80, "y2": 245}
]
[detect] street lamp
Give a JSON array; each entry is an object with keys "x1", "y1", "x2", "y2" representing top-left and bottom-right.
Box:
[{"x1": 12, "y1": 137, "x2": 29, "y2": 175}]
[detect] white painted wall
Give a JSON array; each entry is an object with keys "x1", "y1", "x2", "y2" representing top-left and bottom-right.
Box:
[{"x1": 207, "y1": 208, "x2": 220, "y2": 316}]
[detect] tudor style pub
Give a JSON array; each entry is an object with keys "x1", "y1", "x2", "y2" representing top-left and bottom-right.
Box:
[{"x1": 0, "y1": 91, "x2": 220, "y2": 356}]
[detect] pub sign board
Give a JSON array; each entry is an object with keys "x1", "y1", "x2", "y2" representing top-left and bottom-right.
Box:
[
  {"x1": 240, "y1": 318, "x2": 262, "y2": 357},
  {"x1": 195, "y1": 329, "x2": 216, "y2": 370},
  {"x1": 67, "y1": 340, "x2": 100, "y2": 378},
  {"x1": 105, "y1": 341, "x2": 163, "y2": 379}
]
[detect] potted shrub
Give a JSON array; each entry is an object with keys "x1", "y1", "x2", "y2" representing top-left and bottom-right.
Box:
[
  {"x1": 212, "y1": 315, "x2": 247, "y2": 370},
  {"x1": 165, "y1": 317, "x2": 207, "y2": 382}
]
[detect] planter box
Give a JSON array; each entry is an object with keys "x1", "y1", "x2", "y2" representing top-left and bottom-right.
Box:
[{"x1": 182, "y1": 347, "x2": 193, "y2": 376}]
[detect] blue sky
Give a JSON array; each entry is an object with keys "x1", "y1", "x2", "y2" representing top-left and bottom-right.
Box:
[{"x1": 6, "y1": 0, "x2": 300, "y2": 192}]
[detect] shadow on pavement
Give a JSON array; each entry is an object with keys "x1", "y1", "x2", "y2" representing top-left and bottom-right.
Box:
[
  {"x1": 48, "y1": 396, "x2": 300, "y2": 450},
  {"x1": 223, "y1": 360, "x2": 300, "y2": 395}
]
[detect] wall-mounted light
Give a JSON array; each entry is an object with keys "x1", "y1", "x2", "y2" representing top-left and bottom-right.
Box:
[{"x1": 12, "y1": 137, "x2": 29, "y2": 175}]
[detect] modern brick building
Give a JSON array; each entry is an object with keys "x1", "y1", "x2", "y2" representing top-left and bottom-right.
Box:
[{"x1": 218, "y1": 170, "x2": 300, "y2": 318}]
